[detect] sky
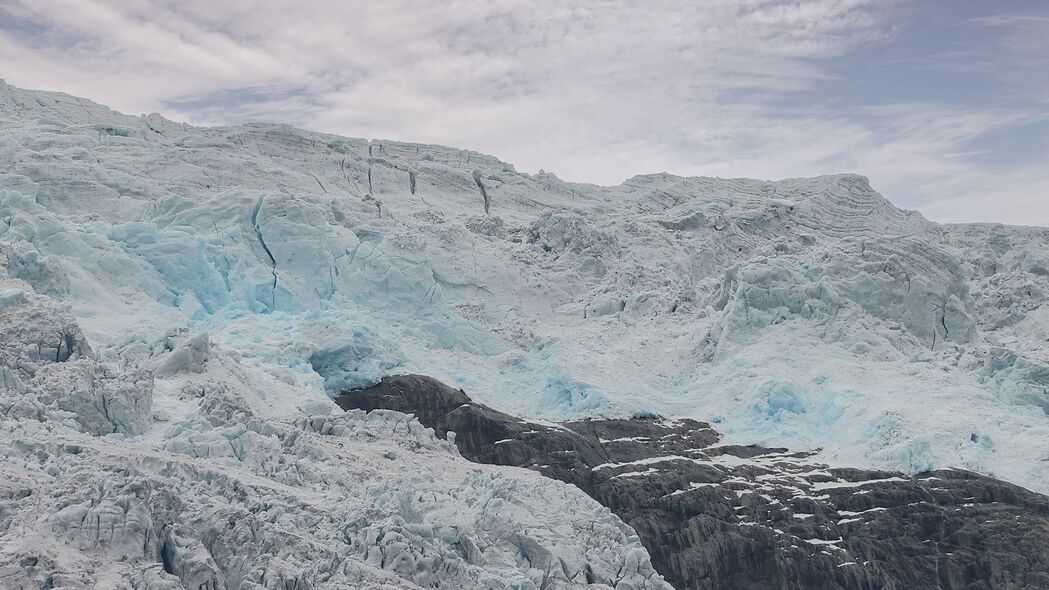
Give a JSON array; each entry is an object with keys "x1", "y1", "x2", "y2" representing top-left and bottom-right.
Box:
[{"x1": 1, "y1": 0, "x2": 1046, "y2": 225}]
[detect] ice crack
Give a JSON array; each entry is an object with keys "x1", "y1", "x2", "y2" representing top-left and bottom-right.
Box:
[{"x1": 250, "y1": 196, "x2": 279, "y2": 311}]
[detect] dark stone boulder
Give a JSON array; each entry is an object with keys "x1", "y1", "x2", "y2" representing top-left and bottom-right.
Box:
[{"x1": 336, "y1": 375, "x2": 1049, "y2": 590}]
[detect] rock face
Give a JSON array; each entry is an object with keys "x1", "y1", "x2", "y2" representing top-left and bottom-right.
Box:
[{"x1": 338, "y1": 375, "x2": 1049, "y2": 590}]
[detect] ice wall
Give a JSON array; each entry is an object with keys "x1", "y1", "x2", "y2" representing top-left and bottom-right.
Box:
[{"x1": 2, "y1": 80, "x2": 1049, "y2": 495}]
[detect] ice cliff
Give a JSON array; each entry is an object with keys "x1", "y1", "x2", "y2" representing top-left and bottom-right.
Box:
[
  {"x1": 0, "y1": 80, "x2": 1048, "y2": 586},
  {"x1": 0, "y1": 274, "x2": 669, "y2": 589}
]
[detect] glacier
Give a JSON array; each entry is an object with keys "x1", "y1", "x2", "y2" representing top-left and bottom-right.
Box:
[
  {"x1": 2, "y1": 81, "x2": 1049, "y2": 488},
  {"x1": 0, "y1": 272, "x2": 671, "y2": 589},
  {"x1": 1, "y1": 79, "x2": 1049, "y2": 586}
]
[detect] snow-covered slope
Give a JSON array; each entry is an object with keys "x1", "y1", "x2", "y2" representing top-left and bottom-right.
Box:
[
  {"x1": 1, "y1": 76, "x2": 1048, "y2": 513},
  {"x1": 0, "y1": 276, "x2": 670, "y2": 589}
]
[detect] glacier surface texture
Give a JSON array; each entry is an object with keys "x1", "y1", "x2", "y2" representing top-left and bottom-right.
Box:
[{"x1": 0, "y1": 80, "x2": 1048, "y2": 586}]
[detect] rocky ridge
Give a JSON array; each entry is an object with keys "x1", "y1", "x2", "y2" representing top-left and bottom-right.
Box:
[{"x1": 338, "y1": 375, "x2": 1049, "y2": 590}]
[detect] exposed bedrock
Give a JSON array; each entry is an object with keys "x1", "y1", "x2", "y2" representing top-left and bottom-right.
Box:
[{"x1": 337, "y1": 375, "x2": 1049, "y2": 590}]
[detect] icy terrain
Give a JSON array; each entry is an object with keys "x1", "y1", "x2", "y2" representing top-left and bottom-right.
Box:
[
  {"x1": 0, "y1": 74, "x2": 1048, "y2": 519},
  {"x1": 0, "y1": 275, "x2": 670, "y2": 589}
]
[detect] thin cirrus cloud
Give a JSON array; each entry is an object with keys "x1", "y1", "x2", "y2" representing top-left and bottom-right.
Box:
[{"x1": 0, "y1": 0, "x2": 1046, "y2": 225}]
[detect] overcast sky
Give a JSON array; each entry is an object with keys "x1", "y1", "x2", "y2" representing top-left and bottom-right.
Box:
[{"x1": 1, "y1": 0, "x2": 1046, "y2": 225}]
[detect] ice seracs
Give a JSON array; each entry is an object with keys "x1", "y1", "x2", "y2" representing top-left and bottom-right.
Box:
[
  {"x1": 0, "y1": 277, "x2": 670, "y2": 589},
  {"x1": 1, "y1": 79, "x2": 1049, "y2": 586},
  {"x1": 3, "y1": 81, "x2": 1049, "y2": 490}
]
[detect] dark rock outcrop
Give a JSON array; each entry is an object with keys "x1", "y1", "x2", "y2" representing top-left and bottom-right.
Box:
[{"x1": 336, "y1": 375, "x2": 1049, "y2": 590}]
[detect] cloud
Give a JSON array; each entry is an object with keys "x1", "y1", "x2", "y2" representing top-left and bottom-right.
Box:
[{"x1": 0, "y1": 0, "x2": 1045, "y2": 225}]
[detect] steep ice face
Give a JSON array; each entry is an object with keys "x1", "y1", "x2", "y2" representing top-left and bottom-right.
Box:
[
  {"x1": 2, "y1": 80, "x2": 1049, "y2": 496},
  {"x1": 0, "y1": 277, "x2": 670, "y2": 589}
]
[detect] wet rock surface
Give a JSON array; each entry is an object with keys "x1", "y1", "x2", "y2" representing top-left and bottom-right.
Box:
[{"x1": 337, "y1": 374, "x2": 1049, "y2": 590}]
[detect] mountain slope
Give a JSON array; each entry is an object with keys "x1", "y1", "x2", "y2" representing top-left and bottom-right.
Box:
[
  {"x1": 0, "y1": 249, "x2": 669, "y2": 589},
  {"x1": 3, "y1": 81, "x2": 1047, "y2": 492}
]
